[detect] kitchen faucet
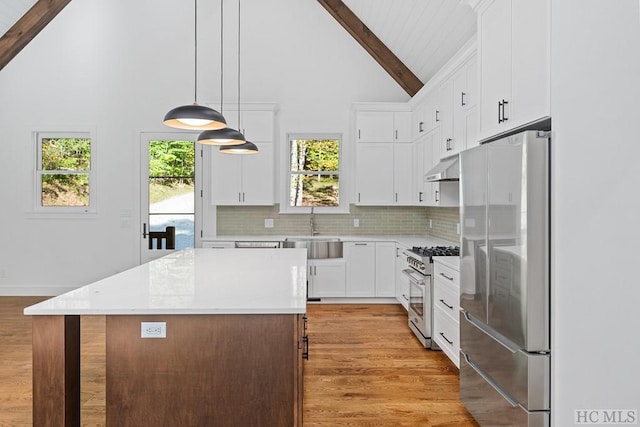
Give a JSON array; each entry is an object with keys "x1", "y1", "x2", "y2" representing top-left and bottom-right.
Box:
[{"x1": 310, "y1": 207, "x2": 319, "y2": 236}]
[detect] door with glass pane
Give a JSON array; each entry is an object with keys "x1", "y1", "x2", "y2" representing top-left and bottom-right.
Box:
[{"x1": 140, "y1": 133, "x2": 201, "y2": 263}]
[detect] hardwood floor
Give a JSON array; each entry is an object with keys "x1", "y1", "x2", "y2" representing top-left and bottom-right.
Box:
[{"x1": 1, "y1": 297, "x2": 478, "y2": 426}]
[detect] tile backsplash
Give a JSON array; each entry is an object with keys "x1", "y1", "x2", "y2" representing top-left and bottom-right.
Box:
[{"x1": 217, "y1": 204, "x2": 460, "y2": 244}]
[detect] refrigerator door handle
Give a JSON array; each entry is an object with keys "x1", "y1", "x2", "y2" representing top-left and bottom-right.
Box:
[
  {"x1": 463, "y1": 311, "x2": 520, "y2": 353},
  {"x1": 461, "y1": 350, "x2": 522, "y2": 409}
]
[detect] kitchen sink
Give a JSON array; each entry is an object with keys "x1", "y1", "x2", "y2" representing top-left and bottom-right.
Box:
[{"x1": 282, "y1": 237, "x2": 343, "y2": 259}]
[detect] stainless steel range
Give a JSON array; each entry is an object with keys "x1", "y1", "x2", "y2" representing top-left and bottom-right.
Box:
[{"x1": 404, "y1": 246, "x2": 459, "y2": 348}]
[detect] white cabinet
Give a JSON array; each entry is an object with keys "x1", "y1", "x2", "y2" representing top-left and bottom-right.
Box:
[
  {"x1": 211, "y1": 141, "x2": 274, "y2": 205},
  {"x1": 356, "y1": 111, "x2": 412, "y2": 143},
  {"x1": 355, "y1": 142, "x2": 413, "y2": 205},
  {"x1": 345, "y1": 242, "x2": 376, "y2": 297},
  {"x1": 433, "y1": 259, "x2": 460, "y2": 368},
  {"x1": 211, "y1": 107, "x2": 275, "y2": 206},
  {"x1": 308, "y1": 259, "x2": 346, "y2": 298},
  {"x1": 395, "y1": 243, "x2": 410, "y2": 310},
  {"x1": 375, "y1": 242, "x2": 396, "y2": 297},
  {"x1": 344, "y1": 241, "x2": 397, "y2": 298},
  {"x1": 223, "y1": 108, "x2": 274, "y2": 142},
  {"x1": 413, "y1": 129, "x2": 459, "y2": 207},
  {"x1": 478, "y1": 0, "x2": 550, "y2": 139}
]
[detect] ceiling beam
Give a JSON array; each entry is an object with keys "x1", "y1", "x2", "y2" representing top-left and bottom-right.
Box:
[
  {"x1": 317, "y1": 0, "x2": 423, "y2": 97},
  {"x1": 0, "y1": 0, "x2": 72, "y2": 71}
]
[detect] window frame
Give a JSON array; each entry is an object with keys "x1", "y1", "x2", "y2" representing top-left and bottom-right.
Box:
[
  {"x1": 282, "y1": 132, "x2": 345, "y2": 214},
  {"x1": 34, "y1": 130, "x2": 97, "y2": 214}
]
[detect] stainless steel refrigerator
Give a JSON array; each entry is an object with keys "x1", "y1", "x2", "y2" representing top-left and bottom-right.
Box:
[{"x1": 459, "y1": 130, "x2": 550, "y2": 426}]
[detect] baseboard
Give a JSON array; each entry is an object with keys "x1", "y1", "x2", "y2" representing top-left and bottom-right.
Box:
[{"x1": 307, "y1": 297, "x2": 399, "y2": 304}]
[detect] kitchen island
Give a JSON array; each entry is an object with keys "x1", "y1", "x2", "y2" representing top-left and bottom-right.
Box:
[{"x1": 24, "y1": 248, "x2": 308, "y2": 427}]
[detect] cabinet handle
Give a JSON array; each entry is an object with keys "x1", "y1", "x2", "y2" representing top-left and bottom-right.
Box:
[
  {"x1": 439, "y1": 272, "x2": 454, "y2": 281},
  {"x1": 358, "y1": 129, "x2": 361, "y2": 140},
  {"x1": 355, "y1": 243, "x2": 368, "y2": 246},
  {"x1": 498, "y1": 100, "x2": 503, "y2": 123},
  {"x1": 358, "y1": 192, "x2": 361, "y2": 203},
  {"x1": 435, "y1": 110, "x2": 440, "y2": 122},
  {"x1": 439, "y1": 299, "x2": 454, "y2": 310},
  {"x1": 402, "y1": 294, "x2": 409, "y2": 301},
  {"x1": 435, "y1": 190, "x2": 439, "y2": 202},
  {"x1": 395, "y1": 129, "x2": 398, "y2": 140},
  {"x1": 446, "y1": 138, "x2": 452, "y2": 151},
  {"x1": 502, "y1": 99, "x2": 509, "y2": 122},
  {"x1": 461, "y1": 92, "x2": 466, "y2": 106},
  {"x1": 439, "y1": 332, "x2": 454, "y2": 345},
  {"x1": 395, "y1": 192, "x2": 398, "y2": 203},
  {"x1": 419, "y1": 121, "x2": 424, "y2": 133},
  {"x1": 238, "y1": 192, "x2": 242, "y2": 202},
  {"x1": 419, "y1": 191, "x2": 423, "y2": 202},
  {"x1": 302, "y1": 335, "x2": 309, "y2": 360},
  {"x1": 242, "y1": 192, "x2": 245, "y2": 202},
  {"x1": 314, "y1": 265, "x2": 317, "y2": 275}
]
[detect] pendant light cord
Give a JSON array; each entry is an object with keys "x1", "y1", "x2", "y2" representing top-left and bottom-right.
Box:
[
  {"x1": 194, "y1": 0, "x2": 198, "y2": 104},
  {"x1": 237, "y1": 0, "x2": 241, "y2": 129},
  {"x1": 220, "y1": 0, "x2": 224, "y2": 113}
]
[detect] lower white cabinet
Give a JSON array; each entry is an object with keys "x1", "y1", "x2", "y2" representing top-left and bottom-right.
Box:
[
  {"x1": 344, "y1": 241, "x2": 398, "y2": 297},
  {"x1": 433, "y1": 259, "x2": 460, "y2": 368},
  {"x1": 308, "y1": 259, "x2": 346, "y2": 298},
  {"x1": 395, "y1": 243, "x2": 410, "y2": 310}
]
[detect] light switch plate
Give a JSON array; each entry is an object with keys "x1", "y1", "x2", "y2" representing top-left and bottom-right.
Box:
[{"x1": 264, "y1": 218, "x2": 274, "y2": 228}]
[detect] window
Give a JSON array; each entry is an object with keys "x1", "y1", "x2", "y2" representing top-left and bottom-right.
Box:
[
  {"x1": 35, "y1": 132, "x2": 94, "y2": 212},
  {"x1": 289, "y1": 135, "x2": 340, "y2": 208}
]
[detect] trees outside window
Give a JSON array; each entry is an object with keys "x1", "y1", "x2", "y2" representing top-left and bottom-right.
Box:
[{"x1": 289, "y1": 136, "x2": 340, "y2": 207}]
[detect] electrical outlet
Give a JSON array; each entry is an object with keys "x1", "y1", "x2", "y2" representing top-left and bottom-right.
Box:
[
  {"x1": 456, "y1": 223, "x2": 461, "y2": 234},
  {"x1": 353, "y1": 218, "x2": 360, "y2": 227},
  {"x1": 264, "y1": 218, "x2": 274, "y2": 228},
  {"x1": 429, "y1": 219, "x2": 432, "y2": 228},
  {"x1": 141, "y1": 322, "x2": 166, "y2": 338}
]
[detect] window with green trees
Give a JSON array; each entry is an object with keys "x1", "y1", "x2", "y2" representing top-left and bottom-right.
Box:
[
  {"x1": 289, "y1": 136, "x2": 340, "y2": 207},
  {"x1": 36, "y1": 133, "x2": 93, "y2": 210}
]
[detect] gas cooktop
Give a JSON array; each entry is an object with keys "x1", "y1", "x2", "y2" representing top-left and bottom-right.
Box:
[{"x1": 410, "y1": 246, "x2": 459, "y2": 258}]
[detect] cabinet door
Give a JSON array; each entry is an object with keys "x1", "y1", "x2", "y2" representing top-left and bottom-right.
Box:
[
  {"x1": 479, "y1": 0, "x2": 511, "y2": 138},
  {"x1": 356, "y1": 111, "x2": 394, "y2": 142},
  {"x1": 239, "y1": 110, "x2": 274, "y2": 142},
  {"x1": 375, "y1": 242, "x2": 396, "y2": 297},
  {"x1": 412, "y1": 101, "x2": 427, "y2": 141},
  {"x1": 241, "y1": 142, "x2": 274, "y2": 205},
  {"x1": 393, "y1": 143, "x2": 413, "y2": 205},
  {"x1": 511, "y1": 0, "x2": 550, "y2": 127},
  {"x1": 439, "y1": 79, "x2": 455, "y2": 159},
  {"x1": 345, "y1": 242, "x2": 376, "y2": 297},
  {"x1": 393, "y1": 112, "x2": 412, "y2": 143},
  {"x1": 413, "y1": 137, "x2": 427, "y2": 205},
  {"x1": 395, "y1": 244, "x2": 410, "y2": 309},
  {"x1": 355, "y1": 143, "x2": 394, "y2": 205},
  {"x1": 311, "y1": 261, "x2": 346, "y2": 298},
  {"x1": 211, "y1": 149, "x2": 243, "y2": 205}
]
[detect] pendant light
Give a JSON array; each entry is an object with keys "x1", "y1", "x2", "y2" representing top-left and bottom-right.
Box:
[
  {"x1": 197, "y1": 0, "x2": 246, "y2": 145},
  {"x1": 163, "y1": 0, "x2": 226, "y2": 131},
  {"x1": 220, "y1": 0, "x2": 258, "y2": 154}
]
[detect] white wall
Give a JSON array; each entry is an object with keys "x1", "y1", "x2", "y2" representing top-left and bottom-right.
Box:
[
  {"x1": 551, "y1": 0, "x2": 640, "y2": 424},
  {"x1": 0, "y1": 0, "x2": 407, "y2": 295}
]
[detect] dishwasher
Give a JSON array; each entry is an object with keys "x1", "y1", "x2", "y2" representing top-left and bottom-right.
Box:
[{"x1": 234, "y1": 241, "x2": 282, "y2": 248}]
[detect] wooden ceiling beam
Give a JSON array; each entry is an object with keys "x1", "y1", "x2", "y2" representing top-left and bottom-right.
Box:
[
  {"x1": 0, "y1": 0, "x2": 72, "y2": 71},
  {"x1": 317, "y1": 0, "x2": 423, "y2": 97}
]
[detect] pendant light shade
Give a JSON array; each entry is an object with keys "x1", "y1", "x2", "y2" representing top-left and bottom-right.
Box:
[
  {"x1": 198, "y1": 127, "x2": 246, "y2": 145},
  {"x1": 163, "y1": 0, "x2": 227, "y2": 131},
  {"x1": 164, "y1": 104, "x2": 226, "y2": 130},
  {"x1": 220, "y1": 141, "x2": 259, "y2": 154}
]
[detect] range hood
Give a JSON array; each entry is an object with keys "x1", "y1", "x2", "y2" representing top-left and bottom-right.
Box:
[{"x1": 425, "y1": 155, "x2": 459, "y2": 182}]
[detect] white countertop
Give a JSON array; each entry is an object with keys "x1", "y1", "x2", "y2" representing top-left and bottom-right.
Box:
[
  {"x1": 204, "y1": 235, "x2": 458, "y2": 249},
  {"x1": 24, "y1": 248, "x2": 308, "y2": 316},
  {"x1": 433, "y1": 256, "x2": 460, "y2": 271}
]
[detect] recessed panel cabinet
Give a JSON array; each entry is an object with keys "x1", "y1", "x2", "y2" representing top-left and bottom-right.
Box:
[
  {"x1": 210, "y1": 107, "x2": 275, "y2": 205},
  {"x1": 355, "y1": 142, "x2": 413, "y2": 205},
  {"x1": 413, "y1": 129, "x2": 459, "y2": 207},
  {"x1": 356, "y1": 111, "x2": 411, "y2": 143},
  {"x1": 478, "y1": 0, "x2": 550, "y2": 139},
  {"x1": 308, "y1": 259, "x2": 346, "y2": 298}
]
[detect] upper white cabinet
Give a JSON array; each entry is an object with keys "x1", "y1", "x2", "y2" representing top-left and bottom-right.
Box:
[
  {"x1": 477, "y1": 0, "x2": 550, "y2": 139},
  {"x1": 354, "y1": 105, "x2": 413, "y2": 206},
  {"x1": 356, "y1": 110, "x2": 412, "y2": 143},
  {"x1": 413, "y1": 129, "x2": 459, "y2": 207},
  {"x1": 211, "y1": 105, "x2": 276, "y2": 205}
]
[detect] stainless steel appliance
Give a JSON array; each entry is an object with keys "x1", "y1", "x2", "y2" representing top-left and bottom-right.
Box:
[
  {"x1": 459, "y1": 130, "x2": 550, "y2": 426},
  {"x1": 404, "y1": 246, "x2": 459, "y2": 348}
]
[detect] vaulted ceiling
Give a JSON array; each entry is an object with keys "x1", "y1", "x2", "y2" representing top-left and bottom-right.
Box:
[{"x1": 0, "y1": 0, "x2": 477, "y2": 95}]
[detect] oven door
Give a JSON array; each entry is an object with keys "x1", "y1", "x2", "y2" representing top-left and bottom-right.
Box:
[{"x1": 404, "y1": 268, "x2": 430, "y2": 346}]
